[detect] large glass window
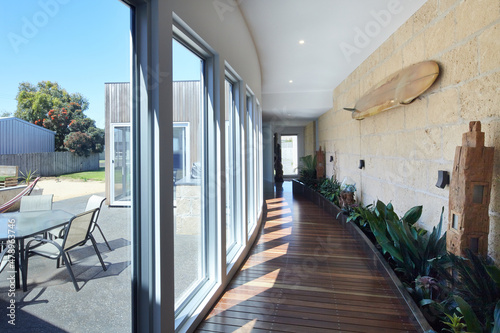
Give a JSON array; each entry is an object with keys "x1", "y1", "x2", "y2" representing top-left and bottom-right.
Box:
[
  {"x1": 246, "y1": 93, "x2": 255, "y2": 234},
  {"x1": 256, "y1": 102, "x2": 263, "y2": 217},
  {"x1": 225, "y1": 79, "x2": 237, "y2": 254},
  {"x1": 172, "y1": 39, "x2": 206, "y2": 308}
]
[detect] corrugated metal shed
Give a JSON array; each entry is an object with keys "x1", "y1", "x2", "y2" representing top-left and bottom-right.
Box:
[{"x1": 0, "y1": 117, "x2": 55, "y2": 154}]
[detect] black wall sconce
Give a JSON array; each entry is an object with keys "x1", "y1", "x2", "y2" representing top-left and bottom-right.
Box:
[
  {"x1": 330, "y1": 156, "x2": 333, "y2": 162},
  {"x1": 359, "y1": 159, "x2": 365, "y2": 169},
  {"x1": 436, "y1": 170, "x2": 450, "y2": 188}
]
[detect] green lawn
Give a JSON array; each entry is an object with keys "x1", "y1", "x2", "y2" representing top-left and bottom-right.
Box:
[{"x1": 59, "y1": 168, "x2": 105, "y2": 182}]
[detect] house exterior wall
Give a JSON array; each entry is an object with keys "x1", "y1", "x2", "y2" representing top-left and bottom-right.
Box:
[
  {"x1": 316, "y1": 0, "x2": 500, "y2": 261},
  {"x1": 104, "y1": 82, "x2": 131, "y2": 206},
  {"x1": 0, "y1": 117, "x2": 55, "y2": 154}
]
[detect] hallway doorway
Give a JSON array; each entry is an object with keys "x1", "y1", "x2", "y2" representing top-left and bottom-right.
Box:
[{"x1": 281, "y1": 135, "x2": 298, "y2": 176}]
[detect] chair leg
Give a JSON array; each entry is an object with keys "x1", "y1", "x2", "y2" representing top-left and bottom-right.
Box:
[
  {"x1": 62, "y1": 253, "x2": 79, "y2": 291},
  {"x1": 89, "y1": 235, "x2": 107, "y2": 271},
  {"x1": 22, "y1": 253, "x2": 29, "y2": 292},
  {"x1": 95, "y1": 224, "x2": 112, "y2": 251}
]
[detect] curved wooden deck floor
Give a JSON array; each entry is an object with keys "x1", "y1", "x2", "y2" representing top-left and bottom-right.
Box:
[{"x1": 196, "y1": 184, "x2": 421, "y2": 332}]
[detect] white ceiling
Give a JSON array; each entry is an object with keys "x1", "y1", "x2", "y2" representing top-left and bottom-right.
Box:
[{"x1": 238, "y1": 0, "x2": 427, "y2": 126}]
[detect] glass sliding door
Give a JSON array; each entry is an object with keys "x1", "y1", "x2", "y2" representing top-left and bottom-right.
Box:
[{"x1": 111, "y1": 124, "x2": 131, "y2": 206}]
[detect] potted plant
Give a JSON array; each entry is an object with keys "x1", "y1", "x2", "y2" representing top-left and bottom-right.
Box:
[{"x1": 20, "y1": 169, "x2": 43, "y2": 195}]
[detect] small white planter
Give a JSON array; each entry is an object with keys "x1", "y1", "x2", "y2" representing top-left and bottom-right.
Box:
[{"x1": 31, "y1": 187, "x2": 44, "y2": 196}]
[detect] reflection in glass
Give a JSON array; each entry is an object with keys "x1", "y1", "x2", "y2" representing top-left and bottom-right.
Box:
[
  {"x1": 173, "y1": 39, "x2": 205, "y2": 307},
  {"x1": 246, "y1": 95, "x2": 255, "y2": 232},
  {"x1": 225, "y1": 79, "x2": 236, "y2": 253},
  {"x1": 113, "y1": 126, "x2": 131, "y2": 204}
]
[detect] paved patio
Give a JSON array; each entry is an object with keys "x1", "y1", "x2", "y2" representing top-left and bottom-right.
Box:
[{"x1": 0, "y1": 192, "x2": 132, "y2": 332}]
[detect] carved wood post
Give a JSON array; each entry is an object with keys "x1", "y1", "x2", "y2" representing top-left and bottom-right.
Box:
[
  {"x1": 447, "y1": 121, "x2": 495, "y2": 256},
  {"x1": 316, "y1": 146, "x2": 325, "y2": 179}
]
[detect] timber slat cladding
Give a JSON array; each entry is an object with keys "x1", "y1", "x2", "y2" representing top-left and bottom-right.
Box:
[{"x1": 196, "y1": 186, "x2": 420, "y2": 332}]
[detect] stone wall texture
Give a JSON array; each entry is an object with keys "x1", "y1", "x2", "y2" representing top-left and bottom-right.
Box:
[
  {"x1": 304, "y1": 122, "x2": 316, "y2": 157},
  {"x1": 316, "y1": 0, "x2": 500, "y2": 261}
]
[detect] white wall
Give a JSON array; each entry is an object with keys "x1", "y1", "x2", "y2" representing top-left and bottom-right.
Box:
[{"x1": 171, "y1": 1, "x2": 261, "y2": 101}]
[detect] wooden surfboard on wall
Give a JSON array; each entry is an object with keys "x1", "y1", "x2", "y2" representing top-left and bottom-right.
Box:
[{"x1": 344, "y1": 60, "x2": 439, "y2": 120}]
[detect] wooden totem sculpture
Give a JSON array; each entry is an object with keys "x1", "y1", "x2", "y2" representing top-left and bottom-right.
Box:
[
  {"x1": 274, "y1": 134, "x2": 283, "y2": 183},
  {"x1": 447, "y1": 121, "x2": 495, "y2": 256},
  {"x1": 316, "y1": 146, "x2": 325, "y2": 179}
]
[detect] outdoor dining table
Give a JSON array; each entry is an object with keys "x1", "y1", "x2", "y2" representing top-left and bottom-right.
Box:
[{"x1": 0, "y1": 210, "x2": 74, "y2": 290}]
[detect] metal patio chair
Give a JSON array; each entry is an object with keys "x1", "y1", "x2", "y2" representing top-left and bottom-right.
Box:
[
  {"x1": 21, "y1": 194, "x2": 53, "y2": 238},
  {"x1": 20, "y1": 194, "x2": 53, "y2": 212},
  {"x1": 0, "y1": 245, "x2": 8, "y2": 273},
  {"x1": 23, "y1": 208, "x2": 107, "y2": 291},
  {"x1": 85, "y1": 195, "x2": 111, "y2": 251},
  {"x1": 48, "y1": 195, "x2": 111, "y2": 251}
]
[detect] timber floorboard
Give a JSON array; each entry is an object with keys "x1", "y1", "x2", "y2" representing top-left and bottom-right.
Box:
[{"x1": 196, "y1": 182, "x2": 421, "y2": 332}]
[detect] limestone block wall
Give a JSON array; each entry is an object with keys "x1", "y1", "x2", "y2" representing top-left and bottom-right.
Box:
[
  {"x1": 317, "y1": 0, "x2": 500, "y2": 261},
  {"x1": 304, "y1": 122, "x2": 316, "y2": 157}
]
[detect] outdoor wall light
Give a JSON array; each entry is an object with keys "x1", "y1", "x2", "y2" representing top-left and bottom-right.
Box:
[
  {"x1": 359, "y1": 159, "x2": 365, "y2": 169},
  {"x1": 436, "y1": 170, "x2": 450, "y2": 188},
  {"x1": 330, "y1": 156, "x2": 333, "y2": 162}
]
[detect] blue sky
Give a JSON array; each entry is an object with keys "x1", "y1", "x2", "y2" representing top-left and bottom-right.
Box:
[
  {"x1": 0, "y1": 1, "x2": 201, "y2": 129},
  {"x1": 0, "y1": 0, "x2": 131, "y2": 128}
]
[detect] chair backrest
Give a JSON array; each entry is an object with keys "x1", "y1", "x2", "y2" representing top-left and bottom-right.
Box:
[
  {"x1": 63, "y1": 208, "x2": 98, "y2": 251},
  {"x1": 85, "y1": 195, "x2": 105, "y2": 226},
  {"x1": 20, "y1": 194, "x2": 53, "y2": 212},
  {"x1": 0, "y1": 246, "x2": 8, "y2": 273}
]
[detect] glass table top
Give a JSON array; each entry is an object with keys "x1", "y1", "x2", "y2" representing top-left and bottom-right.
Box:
[{"x1": 0, "y1": 210, "x2": 74, "y2": 240}]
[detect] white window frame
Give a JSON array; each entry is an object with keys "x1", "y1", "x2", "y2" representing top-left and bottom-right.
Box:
[
  {"x1": 173, "y1": 121, "x2": 190, "y2": 181},
  {"x1": 224, "y1": 69, "x2": 244, "y2": 267}
]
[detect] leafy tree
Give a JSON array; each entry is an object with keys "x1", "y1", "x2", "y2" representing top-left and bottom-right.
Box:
[
  {"x1": 67, "y1": 118, "x2": 104, "y2": 155},
  {"x1": 15, "y1": 81, "x2": 104, "y2": 155},
  {"x1": 1, "y1": 111, "x2": 11, "y2": 117},
  {"x1": 64, "y1": 132, "x2": 94, "y2": 157},
  {"x1": 15, "y1": 81, "x2": 73, "y2": 122}
]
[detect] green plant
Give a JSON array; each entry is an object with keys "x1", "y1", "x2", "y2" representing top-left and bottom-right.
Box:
[
  {"x1": 319, "y1": 176, "x2": 341, "y2": 204},
  {"x1": 493, "y1": 301, "x2": 500, "y2": 333},
  {"x1": 411, "y1": 276, "x2": 445, "y2": 305},
  {"x1": 297, "y1": 155, "x2": 317, "y2": 187},
  {"x1": 443, "y1": 250, "x2": 500, "y2": 333},
  {"x1": 442, "y1": 312, "x2": 468, "y2": 333},
  {"x1": 338, "y1": 203, "x2": 375, "y2": 239},
  {"x1": 363, "y1": 200, "x2": 449, "y2": 282},
  {"x1": 64, "y1": 131, "x2": 94, "y2": 156},
  {"x1": 20, "y1": 169, "x2": 38, "y2": 185}
]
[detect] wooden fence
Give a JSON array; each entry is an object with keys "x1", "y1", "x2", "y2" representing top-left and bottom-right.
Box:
[{"x1": 0, "y1": 152, "x2": 100, "y2": 177}]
